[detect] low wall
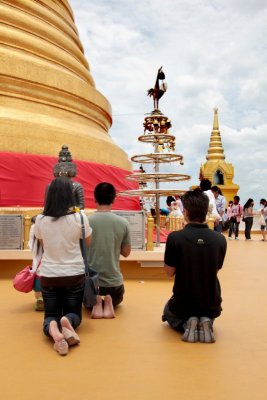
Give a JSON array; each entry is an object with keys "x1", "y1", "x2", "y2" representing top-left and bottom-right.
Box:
[
  {"x1": 0, "y1": 249, "x2": 168, "y2": 280},
  {"x1": 0, "y1": 227, "x2": 263, "y2": 280}
]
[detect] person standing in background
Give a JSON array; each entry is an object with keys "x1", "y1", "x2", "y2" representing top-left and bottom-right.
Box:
[
  {"x1": 199, "y1": 179, "x2": 221, "y2": 224},
  {"x1": 243, "y1": 198, "x2": 254, "y2": 240},
  {"x1": 175, "y1": 195, "x2": 184, "y2": 213},
  {"x1": 211, "y1": 186, "x2": 226, "y2": 233},
  {"x1": 260, "y1": 199, "x2": 267, "y2": 241},
  {"x1": 227, "y1": 196, "x2": 243, "y2": 240}
]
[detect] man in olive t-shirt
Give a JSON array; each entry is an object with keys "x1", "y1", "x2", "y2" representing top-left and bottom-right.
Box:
[
  {"x1": 162, "y1": 189, "x2": 227, "y2": 343},
  {"x1": 87, "y1": 183, "x2": 131, "y2": 319}
]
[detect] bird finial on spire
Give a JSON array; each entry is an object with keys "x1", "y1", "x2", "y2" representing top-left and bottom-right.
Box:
[{"x1": 147, "y1": 67, "x2": 168, "y2": 111}]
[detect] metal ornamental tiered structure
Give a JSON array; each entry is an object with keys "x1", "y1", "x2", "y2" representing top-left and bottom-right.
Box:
[{"x1": 119, "y1": 67, "x2": 191, "y2": 247}]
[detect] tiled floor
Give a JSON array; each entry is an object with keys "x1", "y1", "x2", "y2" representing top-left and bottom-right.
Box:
[{"x1": 1, "y1": 237, "x2": 267, "y2": 400}]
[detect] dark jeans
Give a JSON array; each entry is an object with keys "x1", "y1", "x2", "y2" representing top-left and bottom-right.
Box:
[
  {"x1": 214, "y1": 221, "x2": 223, "y2": 233},
  {"x1": 162, "y1": 300, "x2": 186, "y2": 332},
  {"x1": 229, "y1": 219, "x2": 240, "y2": 238},
  {"x1": 244, "y1": 217, "x2": 253, "y2": 239},
  {"x1": 42, "y1": 283, "x2": 84, "y2": 337},
  {"x1": 162, "y1": 300, "x2": 215, "y2": 332},
  {"x1": 99, "y1": 284, "x2": 125, "y2": 307}
]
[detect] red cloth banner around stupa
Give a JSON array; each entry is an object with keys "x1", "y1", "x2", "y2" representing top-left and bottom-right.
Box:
[{"x1": 0, "y1": 152, "x2": 140, "y2": 210}]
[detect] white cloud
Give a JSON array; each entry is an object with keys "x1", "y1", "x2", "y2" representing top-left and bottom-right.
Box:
[{"x1": 69, "y1": 0, "x2": 267, "y2": 206}]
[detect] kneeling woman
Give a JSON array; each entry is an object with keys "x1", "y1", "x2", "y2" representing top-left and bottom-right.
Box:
[{"x1": 35, "y1": 177, "x2": 91, "y2": 355}]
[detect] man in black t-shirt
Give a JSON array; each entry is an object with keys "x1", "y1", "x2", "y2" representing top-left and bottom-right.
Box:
[{"x1": 162, "y1": 190, "x2": 227, "y2": 343}]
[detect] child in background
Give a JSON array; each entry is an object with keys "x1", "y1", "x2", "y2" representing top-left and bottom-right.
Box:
[
  {"x1": 169, "y1": 200, "x2": 183, "y2": 217},
  {"x1": 28, "y1": 216, "x2": 44, "y2": 311}
]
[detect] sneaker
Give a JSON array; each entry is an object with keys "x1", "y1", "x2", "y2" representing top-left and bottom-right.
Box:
[
  {"x1": 199, "y1": 317, "x2": 215, "y2": 343},
  {"x1": 35, "y1": 297, "x2": 44, "y2": 311},
  {"x1": 228, "y1": 237, "x2": 232, "y2": 240},
  {"x1": 235, "y1": 237, "x2": 239, "y2": 240},
  {"x1": 182, "y1": 317, "x2": 199, "y2": 343}
]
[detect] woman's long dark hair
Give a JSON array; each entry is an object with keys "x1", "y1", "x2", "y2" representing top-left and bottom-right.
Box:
[
  {"x1": 243, "y1": 198, "x2": 254, "y2": 210},
  {"x1": 43, "y1": 177, "x2": 74, "y2": 218}
]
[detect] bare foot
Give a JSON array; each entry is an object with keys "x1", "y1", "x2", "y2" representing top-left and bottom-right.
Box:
[
  {"x1": 49, "y1": 321, "x2": 68, "y2": 355},
  {"x1": 103, "y1": 295, "x2": 115, "y2": 319},
  {"x1": 91, "y1": 295, "x2": 104, "y2": 319},
  {"x1": 60, "y1": 316, "x2": 75, "y2": 333},
  {"x1": 60, "y1": 316, "x2": 80, "y2": 345},
  {"x1": 54, "y1": 339, "x2": 68, "y2": 355},
  {"x1": 49, "y1": 320, "x2": 64, "y2": 342}
]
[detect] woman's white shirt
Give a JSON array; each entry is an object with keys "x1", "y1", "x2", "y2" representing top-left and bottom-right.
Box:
[
  {"x1": 204, "y1": 190, "x2": 220, "y2": 220},
  {"x1": 34, "y1": 213, "x2": 92, "y2": 277}
]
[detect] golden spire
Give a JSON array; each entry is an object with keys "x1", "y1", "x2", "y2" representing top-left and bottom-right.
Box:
[{"x1": 206, "y1": 108, "x2": 225, "y2": 161}]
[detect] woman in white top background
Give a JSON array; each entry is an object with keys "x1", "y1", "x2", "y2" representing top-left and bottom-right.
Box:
[
  {"x1": 242, "y1": 198, "x2": 254, "y2": 240},
  {"x1": 260, "y1": 198, "x2": 267, "y2": 241},
  {"x1": 35, "y1": 177, "x2": 92, "y2": 356},
  {"x1": 199, "y1": 179, "x2": 221, "y2": 223}
]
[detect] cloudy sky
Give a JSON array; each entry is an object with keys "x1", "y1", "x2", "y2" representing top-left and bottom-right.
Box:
[{"x1": 69, "y1": 0, "x2": 267, "y2": 207}]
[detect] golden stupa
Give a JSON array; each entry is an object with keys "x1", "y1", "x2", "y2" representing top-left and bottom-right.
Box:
[
  {"x1": 0, "y1": 0, "x2": 136, "y2": 208},
  {"x1": 199, "y1": 108, "x2": 239, "y2": 204}
]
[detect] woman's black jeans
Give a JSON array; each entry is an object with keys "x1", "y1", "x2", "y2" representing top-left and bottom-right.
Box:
[
  {"x1": 244, "y1": 217, "x2": 253, "y2": 239},
  {"x1": 229, "y1": 218, "x2": 240, "y2": 238},
  {"x1": 42, "y1": 283, "x2": 84, "y2": 337}
]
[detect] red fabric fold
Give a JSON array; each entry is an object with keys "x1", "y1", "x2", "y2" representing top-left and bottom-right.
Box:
[{"x1": 0, "y1": 152, "x2": 140, "y2": 210}]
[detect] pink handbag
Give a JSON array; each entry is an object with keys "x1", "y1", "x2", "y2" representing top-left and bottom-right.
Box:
[{"x1": 13, "y1": 266, "x2": 36, "y2": 293}]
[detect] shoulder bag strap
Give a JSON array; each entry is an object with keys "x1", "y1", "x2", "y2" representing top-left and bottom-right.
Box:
[{"x1": 79, "y1": 213, "x2": 90, "y2": 276}]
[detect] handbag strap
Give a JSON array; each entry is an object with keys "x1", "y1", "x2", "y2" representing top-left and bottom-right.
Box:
[{"x1": 79, "y1": 213, "x2": 90, "y2": 276}]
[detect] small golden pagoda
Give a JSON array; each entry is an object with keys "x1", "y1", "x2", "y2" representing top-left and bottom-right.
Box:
[{"x1": 199, "y1": 108, "x2": 239, "y2": 204}]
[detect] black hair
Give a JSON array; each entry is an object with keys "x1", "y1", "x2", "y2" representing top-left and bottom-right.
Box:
[
  {"x1": 260, "y1": 198, "x2": 266, "y2": 205},
  {"x1": 243, "y1": 198, "x2": 254, "y2": 209},
  {"x1": 183, "y1": 189, "x2": 209, "y2": 223},
  {"x1": 200, "y1": 179, "x2": 211, "y2": 191},
  {"x1": 166, "y1": 195, "x2": 176, "y2": 206},
  {"x1": 211, "y1": 185, "x2": 223, "y2": 195},
  {"x1": 234, "y1": 195, "x2": 240, "y2": 202},
  {"x1": 94, "y1": 182, "x2": 116, "y2": 205},
  {"x1": 43, "y1": 177, "x2": 74, "y2": 218}
]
